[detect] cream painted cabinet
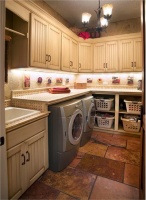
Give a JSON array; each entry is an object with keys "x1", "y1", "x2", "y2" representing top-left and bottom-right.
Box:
[
  {"x1": 48, "y1": 24, "x2": 61, "y2": 70},
  {"x1": 7, "y1": 118, "x2": 48, "y2": 199},
  {"x1": 119, "y1": 38, "x2": 142, "y2": 72},
  {"x1": 30, "y1": 13, "x2": 48, "y2": 68},
  {"x1": 79, "y1": 43, "x2": 93, "y2": 72},
  {"x1": 61, "y1": 33, "x2": 78, "y2": 72},
  {"x1": 30, "y1": 13, "x2": 61, "y2": 69},
  {"x1": 94, "y1": 41, "x2": 118, "y2": 72}
]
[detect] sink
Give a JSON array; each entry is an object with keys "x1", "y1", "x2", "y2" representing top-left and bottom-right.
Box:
[{"x1": 5, "y1": 107, "x2": 41, "y2": 125}]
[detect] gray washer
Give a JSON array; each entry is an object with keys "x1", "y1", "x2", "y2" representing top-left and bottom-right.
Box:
[
  {"x1": 80, "y1": 96, "x2": 96, "y2": 146},
  {"x1": 48, "y1": 99, "x2": 83, "y2": 171}
]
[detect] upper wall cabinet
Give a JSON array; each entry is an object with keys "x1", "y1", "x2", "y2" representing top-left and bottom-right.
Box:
[
  {"x1": 5, "y1": 1, "x2": 29, "y2": 70},
  {"x1": 79, "y1": 43, "x2": 93, "y2": 72},
  {"x1": 48, "y1": 25, "x2": 61, "y2": 70},
  {"x1": 94, "y1": 41, "x2": 118, "y2": 72},
  {"x1": 61, "y1": 33, "x2": 78, "y2": 72},
  {"x1": 119, "y1": 37, "x2": 142, "y2": 72},
  {"x1": 30, "y1": 13, "x2": 48, "y2": 68},
  {"x1": 30, "y1": 13, "x2": 61, "y2": 70}
]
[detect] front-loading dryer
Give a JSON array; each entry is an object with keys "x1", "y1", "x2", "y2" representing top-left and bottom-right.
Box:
[
  {"x1": 48, "y1": 99, "x2": 83, "y2": 171},
  {"x1": 80, "y1": 96, "x2": 96, "y2": 147}
]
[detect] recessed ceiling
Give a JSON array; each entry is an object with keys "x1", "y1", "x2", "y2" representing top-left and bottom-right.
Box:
[{"x1": 44, "y1": 0, "x2": 141, "y2": 28}]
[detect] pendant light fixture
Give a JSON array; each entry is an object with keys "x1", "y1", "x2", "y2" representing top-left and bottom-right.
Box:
[{"x1": 81, "y1": 0, "x2": 113, "y2": 37}]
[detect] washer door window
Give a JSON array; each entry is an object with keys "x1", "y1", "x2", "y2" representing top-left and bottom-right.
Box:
[
  {"x1": 87, "y1": 103, "x2": 96, "y2": 129},
  {"x1": 68, "y1": 109, "x2": 83, "y2": 145}
]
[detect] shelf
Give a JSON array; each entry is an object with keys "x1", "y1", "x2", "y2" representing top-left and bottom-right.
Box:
[
  {"x1": 119, "y1": 110, "x2": 141, "y2": 115},
  {"x1": 94, "y1": 125, "x2": 115, "y2": 131},
  {"x1": 96, "y1": 109, "x2": 115, "y2": 113},
  {"x1": 5, "y1": 27, "x2": 26, "y2": 37}
]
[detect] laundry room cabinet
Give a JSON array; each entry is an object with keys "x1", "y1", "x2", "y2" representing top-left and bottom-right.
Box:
[
  {"x1": 93, "y1": 92, "x2": 142, "y2": 135},
  {"x1": 5, "y1": 3, "x2": 29, "y2": 69},
  {"x1": 118, "y1": 94, "x2": 142, "y2": 133},
  {"x1": 30, "y1": 13, "x2": 61, "y2": 70},
  {"x1": 94, "y1": 41, "x2": 118, "y2": 72},
  {"x1": 6, "y1": 117, "x2": 48, "y2": 199},
  {"x1": 61, "y1": 33, "x2": 78, "y2": 72},
  {"x1": 119, "y1": 37, "x2": 142, "y2": 72},
  {"x1": 93, "y1": 94, "x2": 116, "y2": 131},
  {"x1": 79, "y1": 43, "x2": 93, "y2": 72}
]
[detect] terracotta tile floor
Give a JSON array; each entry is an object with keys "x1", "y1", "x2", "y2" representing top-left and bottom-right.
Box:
[{"x1": 20, "y1": 131, "x2": 140, "y2": 200}]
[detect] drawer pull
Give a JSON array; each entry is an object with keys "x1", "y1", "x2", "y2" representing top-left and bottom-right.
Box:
[
  {"x1": 21, "y1": 154, "x2": 25, "y2": 165},
  {"x1": 26, "y1": 151, "x2": 30, "y2": 162}
]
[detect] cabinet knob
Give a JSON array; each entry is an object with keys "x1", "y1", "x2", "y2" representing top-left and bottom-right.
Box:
[
  {"x1": 79, "y1": 63, "x2": 81, "y2": 68},
  {"x1": 134, "y1": 62, "x2": 136, "y2": 67},
  {"x1": 131, "y1": 62, "x2": 133, "y2": 68}
]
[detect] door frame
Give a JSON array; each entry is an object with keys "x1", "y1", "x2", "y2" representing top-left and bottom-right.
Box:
[{"x1": 0, "y1": 1, "x2": 8, "y2": 199}]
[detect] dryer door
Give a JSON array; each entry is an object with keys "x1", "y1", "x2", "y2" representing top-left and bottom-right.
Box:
[
  {"x1": 87, "y1": 103, "x2": 96, "y2": 129},
  {"x1": 68, "y1": 109, "x2": 83, "y2": 145}
]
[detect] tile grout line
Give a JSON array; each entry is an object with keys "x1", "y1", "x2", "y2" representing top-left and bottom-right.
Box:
[{"x1": 88, "y1": 175, "x2": 98, "y2": 200}]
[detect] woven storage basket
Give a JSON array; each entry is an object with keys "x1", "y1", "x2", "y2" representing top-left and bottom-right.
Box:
[
  {"x1": 96, "y1": 116, "x2": 114, "y2": 129},
  {"x1": 124, "y1": 100, "x2": 142, "y2": 114},
  {"x1": 95, "y1": 98, "x2": 114, "y2": 111},
  {"x1": 121, "y1": 117, "x2": 141, "y2": 132}
]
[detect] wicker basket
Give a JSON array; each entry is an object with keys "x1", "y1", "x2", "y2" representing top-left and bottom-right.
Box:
[
  {"x1": 124, "y1": 100, "x2": 142, "y2": 114},
  {"x1": 121, "y1": 117, "x2": 141, "y2": 132},
  {"x1": 95, "y1": 98, "x2": 114, "y2": 111},
  {"x1": 96, "y1": 116, "x2": 114, "y2": 129}
]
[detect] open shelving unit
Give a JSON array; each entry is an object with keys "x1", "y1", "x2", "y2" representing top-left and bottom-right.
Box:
[{"x1": 93, "y1": 92, "x2": 142, "y2": 136}]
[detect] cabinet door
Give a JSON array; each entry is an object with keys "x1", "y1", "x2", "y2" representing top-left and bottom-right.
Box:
[
  {"x1": 71, "y1": 39, "x2": 78, "y2": 72},
  {"x1": 106, "y1": 41, "x2": 118, "y2": 72},
  {"x1": 79, "y1": 43, "x2": 93, "y2": 72},
  {"x1": 7, "y1": 143, "x2": 27, "y2": 199},
  {"x1": 61, "y1": 33, "x2": 71, "y2": 71},
  {"x1": 30, "y1": 13, "x2": 48, "y2": 68},
  {"x1": 48, "y1": 24, "x2": 61, "y2": 70},
  {"x1": 119, "y1": 39, "x2": 134, "y2": 72},
  {"x1": 26, "y1": 131, "x2": 46, "y2": 187},
  {"x1": 133, "y1": 38, "x2": 142, "y2": 71},
  {"x1": 94, "y1": 43, "x2": 105, "y2": 72}
]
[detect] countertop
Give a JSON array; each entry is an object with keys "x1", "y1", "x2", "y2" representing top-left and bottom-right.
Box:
[{"x1": 12, "y1": 88, "x2": 142, "y2": 105}]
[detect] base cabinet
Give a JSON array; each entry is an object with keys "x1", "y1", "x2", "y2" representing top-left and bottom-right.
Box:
[
  {"x1": 7, "y1": 118, "x2": 48, "y2": 199},
  {"x1": 93, "y1": 93, "x2": 142, "y2": 135}
]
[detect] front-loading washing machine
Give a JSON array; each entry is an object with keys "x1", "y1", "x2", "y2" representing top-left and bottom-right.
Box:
[
  {"x1": 48, "y1": 99, "x2": 83, "y2": 172},
  {"x1": 80, "y1": 96, "x2": 96, "y2": 147}
]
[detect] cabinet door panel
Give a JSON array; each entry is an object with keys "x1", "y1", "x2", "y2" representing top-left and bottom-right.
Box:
[
  {"x1": 106, "y1": 41, "x2": 118, "y2": 72},
  {"x1": 79, "y1": 43, "x2": 93, "y2": 72},
  {"x1": 7, "y1": 144, "x2": 26, "y2": 199},
  {"x1": 94, "y1": 43, "x2": 105, "y2": 72},
  {"x1": 119, "y1": 39, "x2": 134, "y2": 72},
  {"x1": 48, "y1": 25, "x2": 61, "y2": 70},
  {"x1": 61, "y1": 33, "x2": 71, "y2": 71},
  {"x1": 26, "y1": 131, "x2": 46, "y2": 186},
  {"x1": 71, "y1": 39, "x2": 78, "y2": 72},
  {"x1": 134, "y1": 38, "x2": 142, "y2": 71},
  {"x1": 30, "y1": 13, "x2": 48, "y2": 68}
]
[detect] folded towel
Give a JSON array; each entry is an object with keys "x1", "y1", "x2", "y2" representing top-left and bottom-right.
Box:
[{"x1": 48, "y1": 88, "x2": 71, "y2": 94}]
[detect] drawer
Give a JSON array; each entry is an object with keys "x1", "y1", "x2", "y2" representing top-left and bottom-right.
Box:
[{"x1": 7, "y1": 118, "x2": 46, "y2": 149}]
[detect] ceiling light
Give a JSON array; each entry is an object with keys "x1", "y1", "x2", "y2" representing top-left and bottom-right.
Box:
[
  {"x1": 81, "y1": 0, "x2": 113, "y2": 38},
  {"x1": 82, "y1": 13, "x2": 92, "y2": 26}
]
